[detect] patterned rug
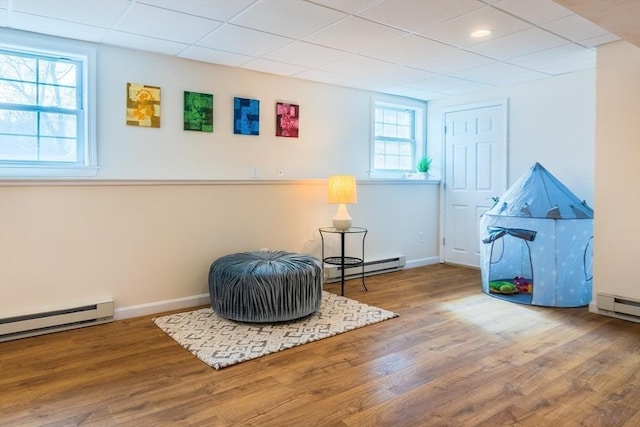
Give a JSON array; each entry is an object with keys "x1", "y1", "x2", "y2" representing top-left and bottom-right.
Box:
[{"x1": 153, "y1": 291, "x2": 398, "y2": 369}]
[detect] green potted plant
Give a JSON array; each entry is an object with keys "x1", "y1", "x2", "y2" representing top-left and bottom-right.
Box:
[{"x1": 416, "y1": 156, "x2": 432, "y2": 178}]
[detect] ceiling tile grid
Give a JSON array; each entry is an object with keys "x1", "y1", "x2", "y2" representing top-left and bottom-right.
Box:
[{"x1": 0, "y1": 0, "x2": 622, "y2": 101}]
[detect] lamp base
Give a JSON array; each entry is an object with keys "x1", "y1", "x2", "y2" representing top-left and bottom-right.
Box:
[
  {"x1": 332, "y1": 204, "x2": 352, "y2": 230},
  {"x1": 332, "y1": 218, "x2": 352, "y2": 230}
]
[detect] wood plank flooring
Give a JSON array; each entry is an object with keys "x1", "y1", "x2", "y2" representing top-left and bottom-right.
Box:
[{"x1": 2, "y1": 264, "x2": 640, "y2": 426}]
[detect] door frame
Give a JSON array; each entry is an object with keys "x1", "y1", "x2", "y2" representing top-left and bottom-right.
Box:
[{"x1": 439, "y1": 98, "x2": 509, "y2": 265}]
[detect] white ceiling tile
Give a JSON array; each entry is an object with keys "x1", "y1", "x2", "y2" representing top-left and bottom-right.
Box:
[
  {"x1": 10, "y1": 0, "x2": 129, "y2": 28},
  {"x1": 240, "y1": 58, "x2": 308, "y2": 76},
  {"x1": 338, "y1": 77, "x2": 393, "y2": 92},
  {"x1": 102, "y1": 31, "x2": 189, "y2": 56},
  {"x1": 362, "y1": 34, "x2": 457, "y2": 66},
  {"x1": 452, "y1": 61, "x2": 530, "y2": 83},
  {"x1": 320, "y1": 55, "x2": 400, "y2": 79},
  {"x1": 264, "y1": 41, "x2": 349, "y2": 68},
  {"x1": 542, "y1": 14, "x2": 609, "y2": 43},
  {"x1": 580, "y1": 32, "x2": 621, "y2": 47},
  {"x1": 475, "y1": 69, "x2": 549, "y2": 86},
  {"x1": 293, "y1": 68, "x2": 351, "y2": 84},
  {"x1": 178, "y1": 46, "x2": 254, "y2": 67},
  {"x1": 8, "y1": 12, "x2": 109, "y2": 42},
  {"x1": 411, "y1": 75, "x2": 479, "y2": 91},
  {"x1": 413, "y1": 50, "x2": 495, "y2": 74},
  {"x1": 438, "y1": 81, "x2": 494, "y2": 95},
  {"x1": 197, "y1": 25, "x2": 293, "y2": 57},
  {"x1": 418, "y1": 6, "x2": 531, "y2": 48},
  {"x1": 0, "y1": 0, "x2": 623, "y2": 101},
  {"x1": 374, "y1": 67, "x2": 440, "y2": 85},
  {"x1": 305, "y1": 16, "x2": 406, "y2": 52},
  {"x1": 307, "y1": 0, "x2": 380, "y2": 14},
  {"x1": 231, "y1": 0, "x2": 346, "y2": 39},
  {"x1": 539, "y1": 57, "x2": 596, "y2": 75},
  {"x1": 491, "y1": 0, "x2": 573, "y2": 25},
  {"x1": 406, "y1": 77, "x2": 494, "y2": 96},
  {"x1": 381, "y1": 85, "x2": 447, "y2": 101},
  {"x1": 358, "y1": 0, "x2": 484, "y2": 32},
  {"x1": 470, "y1": 27, "x2": 568, "y2": 60},
  {"x1": 509, "y1": 44, "x2": 594, "y2": 70},
  {"x1": 137, "y1": 0, "x2": 255, "y2": 21},
  {"x1": 116, "y1": 3, "x2": 222, "y2": 44}
]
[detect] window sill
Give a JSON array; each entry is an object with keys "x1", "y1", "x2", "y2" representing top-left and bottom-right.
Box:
[
  {"x1": 0, "y1": 165, "x2": 99, "y2": 178},
  {"x1": 368, "y1": 171, "x2": 440, "y2": 181}
]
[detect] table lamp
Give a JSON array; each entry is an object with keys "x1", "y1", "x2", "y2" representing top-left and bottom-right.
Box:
[{"x1": 328, "y1": 175, "x2": 357, "y2": 230}]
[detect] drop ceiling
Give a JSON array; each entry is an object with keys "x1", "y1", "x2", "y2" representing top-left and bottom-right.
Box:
[{"x1": 0, "y1": 0, "x2": 623, "y2": 100}]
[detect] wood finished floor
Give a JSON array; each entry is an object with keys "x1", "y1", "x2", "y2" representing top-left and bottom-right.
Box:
[{"x1": 2, "y1": 264, "x2": 640, "y2": 426}]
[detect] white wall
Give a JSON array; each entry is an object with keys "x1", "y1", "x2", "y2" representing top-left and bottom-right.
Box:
[
  {"x1": 593, "y1": 40, "x2": 640, "y2": 302},
  {"x1": 0, "y1": 180, "x2": 439, "y2": 318},
  {"x1": 97, "y1": 45, "x2": 375, "y2": 180},
  {"x1": 427, "y1": 70, "x2": 596, "y2": 206},
  {"x1": 0, "y1": 31, "x2": 600, "y2": 320},
  {"x1": 0, "y1": 33, "x2": 439, "y2": 319}
]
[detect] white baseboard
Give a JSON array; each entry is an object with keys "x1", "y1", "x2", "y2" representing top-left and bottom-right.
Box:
[
  {"x1": 114, "y1": 293, "x2": 210, "y2": 320},
  {"x1": 114, "y1": 257, "x2": 441, "y2": 320},
  {"x1": 589, "y1": 301, "x2": 640, "y2": 324},
  {"x1": 405, "y1": 257, "x2": 440, "y2": 269}
]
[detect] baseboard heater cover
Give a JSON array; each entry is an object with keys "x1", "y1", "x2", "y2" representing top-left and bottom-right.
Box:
[
  {"x1": 324, "y1": 255, "x2": 406, "y2": 282},
  {"x1": 0, "y1": 300, "x2": 114, "y2": 342},
  {"x1": 596, "y1": 293, "x2": 640, "y2": 323}
]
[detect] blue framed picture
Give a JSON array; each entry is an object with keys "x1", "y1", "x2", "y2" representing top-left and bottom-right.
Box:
[{"x1": 233, "y1": 97, "x2": 260, "y2": 135}]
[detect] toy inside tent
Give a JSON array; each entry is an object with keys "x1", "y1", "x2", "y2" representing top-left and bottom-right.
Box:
[{"x1": 483, "y1": 226, "x2": 536, "y2": 305}]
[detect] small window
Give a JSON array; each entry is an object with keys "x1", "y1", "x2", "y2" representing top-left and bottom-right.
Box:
[
  {"x1": 371, "y1": 96, "x2": 425, "y2": 178},
  {"x1": 0, "y1": 30, "x2": 97, "y2": 178}
]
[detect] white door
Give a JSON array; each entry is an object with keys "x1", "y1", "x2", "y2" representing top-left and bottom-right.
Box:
[{"x1": 443, "y1": 101, "x2": 507, "y2": 267}]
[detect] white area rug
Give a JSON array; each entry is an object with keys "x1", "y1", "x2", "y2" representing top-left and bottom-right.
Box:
[{"x1": 153, "y1": 291, "x2": 398, "y2": 369}]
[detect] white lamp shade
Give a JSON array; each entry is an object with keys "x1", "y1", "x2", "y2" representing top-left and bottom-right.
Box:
[
  {"x1": 328, "y1": 175, "x2": 357, "y2": 204},
  {"x1": 328, "y1": 175, "x2": 357, "y2": 230}
]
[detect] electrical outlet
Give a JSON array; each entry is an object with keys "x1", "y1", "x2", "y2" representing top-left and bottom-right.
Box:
[
  {"x1": 418, "y1": 232, "x2": 424, "y2": 243},
  {"x1": 277, "y1": 170, "x2": 285, "y2": 178},
  {"x1": 251, "y1": 167, "x2": 259, "y2": 179}
]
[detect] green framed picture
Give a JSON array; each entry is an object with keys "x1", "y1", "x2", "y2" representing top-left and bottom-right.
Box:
[{"x1": 184, "y1": 91, "x2": 213, "y2": 132}]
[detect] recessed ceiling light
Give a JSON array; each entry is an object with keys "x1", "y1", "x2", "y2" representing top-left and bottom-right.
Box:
[{"x1": 471, "y1": 29, "x2": 493, "y2": 38}]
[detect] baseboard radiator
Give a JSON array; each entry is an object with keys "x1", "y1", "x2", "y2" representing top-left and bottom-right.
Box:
[
  {"x1": 324, "y1": 255, "x2": 406, "y2": 283},
  {"x1": 596, "y1": 293, "x2": 640, "y2": 324},
  {"x1": 0, "y1": 300, "x2": 114, "y2": 342}
]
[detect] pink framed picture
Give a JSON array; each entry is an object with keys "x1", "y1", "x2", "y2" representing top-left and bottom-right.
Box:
[{"x1": 276, "y1": 102, "x2": 299, "y2": 138}]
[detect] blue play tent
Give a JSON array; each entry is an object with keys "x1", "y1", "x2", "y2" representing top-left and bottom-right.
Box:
[{"x1": 479, "y1": 163, "x2": 594, "y2": 307}]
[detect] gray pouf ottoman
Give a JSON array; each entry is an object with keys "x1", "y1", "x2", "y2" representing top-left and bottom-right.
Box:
[{"x1": 208, "y1": 250, "x2": 322, "y2": 323}]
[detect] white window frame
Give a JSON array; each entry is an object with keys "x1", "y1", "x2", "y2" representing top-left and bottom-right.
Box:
[
  {"x1": 0, "y1": 29, "x2": 97, "y2": 178},
  {"x1": 370, "y1": 95, "x2": 426, "y2": 179}
]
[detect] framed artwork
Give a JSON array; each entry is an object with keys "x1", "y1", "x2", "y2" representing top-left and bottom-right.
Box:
[
  {"x1": 233, "y1": 97, "x2": 260, "y2": 135},
  {"x1": 275, "y1": 102, "x2": 299, "y2": 138},
  {"x1": 126, "y1": 82, "x2": 161, "y2": 128},
  {"x1": 184, "y1": 91, "x2": 213, "y2": 132}
]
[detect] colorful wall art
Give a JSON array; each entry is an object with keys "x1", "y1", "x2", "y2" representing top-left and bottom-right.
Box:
[
  {"x1": 126, "y1": 82, "x2": 161, "y2": 128},
  {"x1": 233, "y1": 97, "x2": 260, "y2": 135},
  {"x1": 184, "y1": 91, "x2": 213, "y2": 132},
  {"x1": 275, "y1": 102, "x2": 299, "y2": 138}
]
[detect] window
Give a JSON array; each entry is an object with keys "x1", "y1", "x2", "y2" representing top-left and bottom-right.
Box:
[
  {"x1": 0, "y1": 30, "x2": 97, "y2": 177},
  {"x1": 371, "y1": 96, "x2": 426, "y2": 178}
]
